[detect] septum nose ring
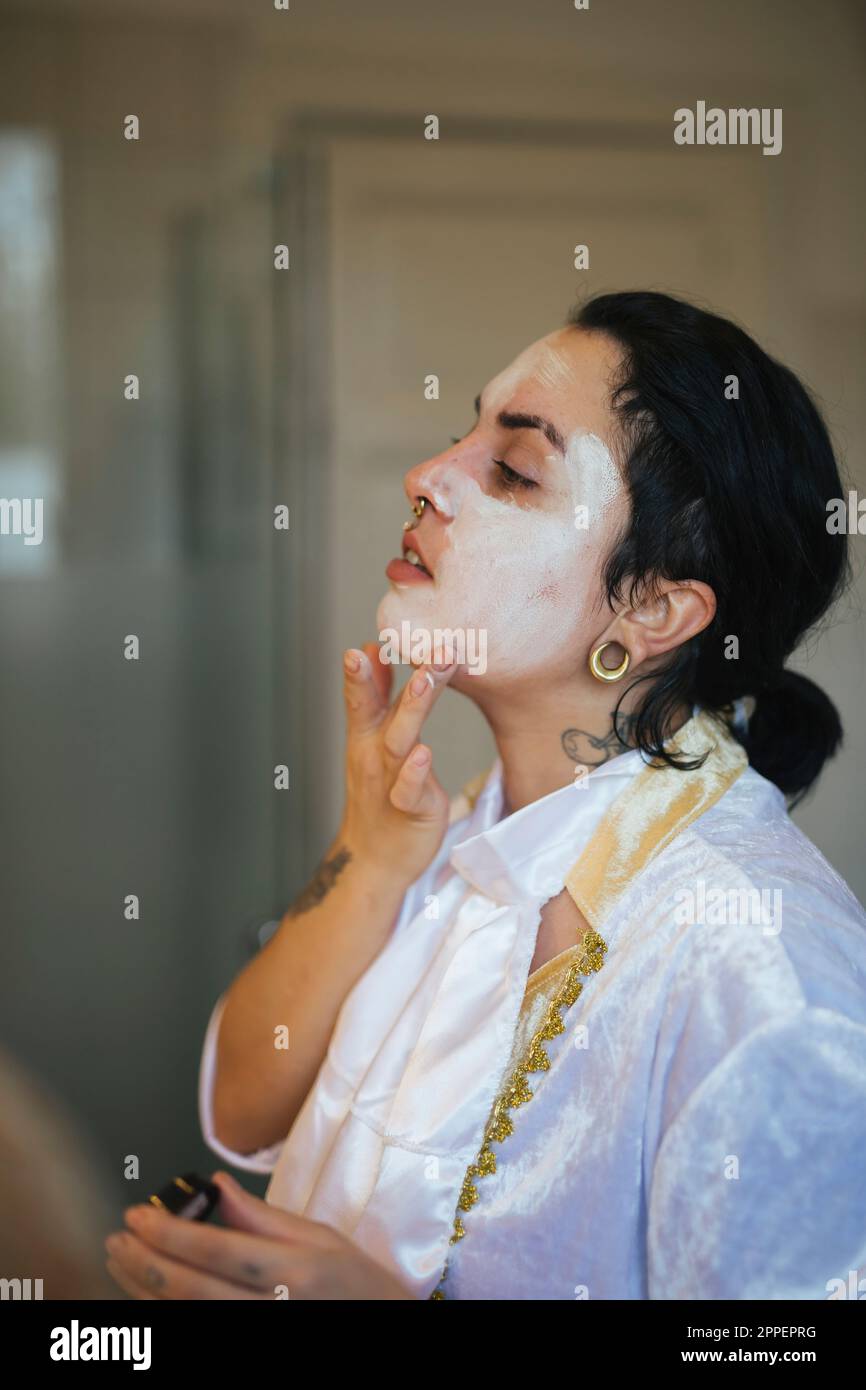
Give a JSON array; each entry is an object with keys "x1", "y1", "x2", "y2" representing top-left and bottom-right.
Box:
[{"x1": 403, "y1": 496, "x2": 427, "y2": 530}]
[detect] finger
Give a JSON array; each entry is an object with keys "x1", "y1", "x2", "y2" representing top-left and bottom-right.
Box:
[
  {"x1": 381, "y1": 658, "x2": 458, "y2": 769},
  {"x1": 388, "y1": 744, "x2": 446, "y2": 818},
  {"x1": 106, "y1": 1257, "x2": 155, "y2": 1301},
  {"x1": 342, "y1": 647, "x2": 387, "y2": 737},
  {"x1": 209, "y1": 1171, "x2": 333, "y2": 1246},
  {"x1": 123, "y1": 1191, "x2": 332, "y2": 1298},
  {"x1": 106, "y1": 1229, "x2": 264, "y2": 1301},
  {"x1": 362, "y1": 641, "x2": 393, "y2": 705}
]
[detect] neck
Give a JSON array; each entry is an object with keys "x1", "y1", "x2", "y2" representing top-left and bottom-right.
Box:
[{"x1": 470, "y1": 682, "x2": 693, "y2": 814}]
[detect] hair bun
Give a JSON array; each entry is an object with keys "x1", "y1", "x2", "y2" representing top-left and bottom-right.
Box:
[{"x1": 740, "y1": 668, "x2": 843, "y2": 807}]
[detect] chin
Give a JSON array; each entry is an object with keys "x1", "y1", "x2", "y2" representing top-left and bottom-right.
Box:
[
  {"x1": 376, "y1": 585, "x2": 436, "y2": 636},
  {"x1": 375, "y1": 588, "x2": 401, "y2": 636}
]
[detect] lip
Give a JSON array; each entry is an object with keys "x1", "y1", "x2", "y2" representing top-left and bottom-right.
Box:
[
  {"x1": 401, "y1": 531, "x2": 434, "y2": 576},
  {"x1": 385, "y1": 526, "x2": 436, "y2": 586},
  {"x1": 386, "y1": 556, "x2": 434, "y2": 585}
]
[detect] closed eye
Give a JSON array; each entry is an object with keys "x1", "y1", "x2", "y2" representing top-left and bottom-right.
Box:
[
  {"x1": 493, "y1": 459, "x2": 538, "y2": 491},
  {"x1": 447, "y1": 437, "x2": 538, "y2": 491}
]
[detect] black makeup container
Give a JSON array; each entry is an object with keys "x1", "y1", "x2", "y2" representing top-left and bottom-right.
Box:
[{"x1": 147, "y1": 1172, "x2": 220, "y2": 1222}]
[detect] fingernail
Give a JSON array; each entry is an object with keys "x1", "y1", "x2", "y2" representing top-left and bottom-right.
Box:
[
  {"x1": 411, "y1": 746, "x2": 430, "y2": 766},
  {"x1": 344, "y1": 650, "x2": 362, "y2": 673},
  {"x1": 410, "y1": 670, "x2": 434, "y2": 697}
]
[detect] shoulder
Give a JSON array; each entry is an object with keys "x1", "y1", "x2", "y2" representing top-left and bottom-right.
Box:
[
  {"x1": 690, "y1": 765, "x2": 866, "y2": 1007},
  {"x1": 628, "y1": 764, "x2": 866, "y2": 1011},
  {"x1": 614, "y1": 765, "x2": 866, "y2": 1130},
  {"x1": 694, "y1": 764, "x2": 864, "y2": 915}
]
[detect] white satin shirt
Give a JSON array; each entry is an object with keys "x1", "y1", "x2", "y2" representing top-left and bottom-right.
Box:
[{"x1": 198, "y1": 710, "x2": 866, "y2": 1300}]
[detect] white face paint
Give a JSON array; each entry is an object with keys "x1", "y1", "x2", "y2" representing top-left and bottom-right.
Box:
[{"x1": 377, "y1": 395, "x2": 627, "y2": 686}]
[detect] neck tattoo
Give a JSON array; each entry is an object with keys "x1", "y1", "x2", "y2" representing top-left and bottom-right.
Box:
[{"x1": 560, "y1": 711, "x2": 640, "y2": 769}]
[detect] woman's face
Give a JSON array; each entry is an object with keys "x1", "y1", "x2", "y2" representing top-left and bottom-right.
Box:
[{"x1": 376, "y1": 327, "x2": 630, "y2": 691}]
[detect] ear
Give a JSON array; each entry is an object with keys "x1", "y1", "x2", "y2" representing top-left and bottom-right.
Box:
[{"x1": 604, "y1": 579, "x2": 716, "y2": 668}]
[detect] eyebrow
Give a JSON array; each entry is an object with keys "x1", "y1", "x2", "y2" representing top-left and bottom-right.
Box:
[{"x1": 473, "y1": 393, "x2": 566, "y2": 457}]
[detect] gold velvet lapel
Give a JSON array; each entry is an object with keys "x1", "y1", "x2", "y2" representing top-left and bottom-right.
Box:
[{"x1": 564, "y1": 708, "x2": 748, "y2": 932}]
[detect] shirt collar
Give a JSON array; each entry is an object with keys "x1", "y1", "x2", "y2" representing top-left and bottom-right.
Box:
[{"x1": 449, "y1": 744, "x2": 647, "y2": 907}]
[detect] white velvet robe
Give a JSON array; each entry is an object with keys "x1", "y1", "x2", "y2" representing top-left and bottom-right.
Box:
[{"x1": 198, "y1": 709, "x2": 866, "y2": 1300}]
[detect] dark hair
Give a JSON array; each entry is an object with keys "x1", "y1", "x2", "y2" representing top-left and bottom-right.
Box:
[{"x1": 567, "y1": 290, "x2": 851, "y2": 809}]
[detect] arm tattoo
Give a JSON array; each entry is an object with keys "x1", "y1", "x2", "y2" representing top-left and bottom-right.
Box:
[
  {"x1": 561, "y1": 711, "x2": 640, "y2": 768},
  {"x1": 286, "y1": 846, "x2": 352, "y2": 918}
]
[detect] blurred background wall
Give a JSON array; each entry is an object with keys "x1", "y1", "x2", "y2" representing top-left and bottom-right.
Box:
[{"x1": 0, "y1": 0, "x2": 863, "y2": 1218}]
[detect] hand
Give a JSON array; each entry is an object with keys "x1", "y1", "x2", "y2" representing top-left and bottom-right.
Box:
[
  {"x1": 338, "y1": 639, "x2": 458, "y2": 887},
  {"x1": 104, "y1": 1171, "x2": 416, "y2": 1301}
]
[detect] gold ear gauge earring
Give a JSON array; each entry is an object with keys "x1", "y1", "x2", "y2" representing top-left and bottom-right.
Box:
[{"x1": 589, "y1": 641, "x2": 631, "y2": 683}]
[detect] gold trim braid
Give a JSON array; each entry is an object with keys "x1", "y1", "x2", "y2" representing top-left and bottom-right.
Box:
[{"x1": 430, "y1": 928, "x2": 608, "y2": 1299}]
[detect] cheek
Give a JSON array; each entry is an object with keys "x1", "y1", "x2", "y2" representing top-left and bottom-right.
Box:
[
  {"x1": 453, "y1": 521, "x2": 600, "y2": 675},
  {"x1": 376, "y1": 469, "x2": 618, "y2": 676}
]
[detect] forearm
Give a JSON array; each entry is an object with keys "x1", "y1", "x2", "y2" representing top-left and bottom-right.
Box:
[{"x1": 211, "y1": 840, "x2": 409, "y2": 1156}]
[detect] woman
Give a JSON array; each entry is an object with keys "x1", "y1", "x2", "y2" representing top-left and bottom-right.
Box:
[{"x1": 109, "y1": 291, "x2": 866, "y2": 1301}]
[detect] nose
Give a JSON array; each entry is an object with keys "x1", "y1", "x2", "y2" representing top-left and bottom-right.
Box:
[{"x1": 403, "y1": 440, "x2": 474, "y2": 521}]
